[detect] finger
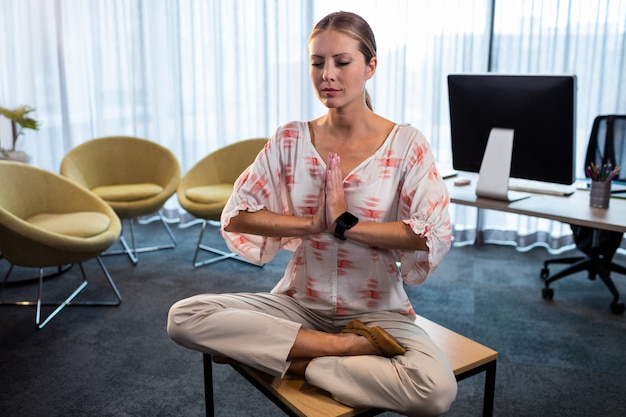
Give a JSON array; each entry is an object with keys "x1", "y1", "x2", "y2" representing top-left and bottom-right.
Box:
[{"x1": 325, "y1": 154, "x2": 347, "y2": 229}]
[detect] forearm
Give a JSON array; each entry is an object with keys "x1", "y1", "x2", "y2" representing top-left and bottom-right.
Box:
[
  {"x1": 224, "y1": 208, "x2": 324, "y2": 237},
  {"x1": 343, "y1": 220, "x2": 429, "y2": 252}
]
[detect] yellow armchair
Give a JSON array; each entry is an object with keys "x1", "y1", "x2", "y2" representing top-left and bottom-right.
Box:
[
  {"x1": 178, "y1": 138, "x2": 267, "y2": 267},
  {"x1": 0, "y1": 161, "x2": 122, "y2": 328},
  {"x1": 60, "y1": 136, "x2": 181, "y2": 264}
]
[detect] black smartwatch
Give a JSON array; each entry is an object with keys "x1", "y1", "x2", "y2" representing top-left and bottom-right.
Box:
[{"x1": 333, "y1": 212, "x2": 359, "y2": 240}]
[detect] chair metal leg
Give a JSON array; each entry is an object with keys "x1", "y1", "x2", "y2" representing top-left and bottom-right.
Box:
[
  {"x1": 105, "y1": 212, "x2": 177, "y2": 264},
  {"x1": 2, "y1": 263, "x2": 16, "y2": 286},
  {"x1": 36, "y1": 266, "x2": 88, "y2": 329},
  {"x1": 119, "y1": 231, "x2": 139, "y2": 265},
  {"x1": 133, "y1": 212, "x2": 178, "y2": 252},
  {"x1": 0, "y1": 256, "x2": 122, "y2": 329},
  {"x1": 543, "y1": 258, "x2": 591, "y2": 286},
  {"x1": 543, "y1": 255, "x2": 586, "y2": 269},
  {"x1": 192, "y1": 220, "x2": 261, "y2": 268}
]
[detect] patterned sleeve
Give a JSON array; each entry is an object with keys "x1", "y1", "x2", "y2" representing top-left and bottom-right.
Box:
[
  {"x1": 220, "y1": 126, "x2": 302, "y2": 265},
  {"x1": 398, "y1": 128, "x2": 452, "y2": 285}
]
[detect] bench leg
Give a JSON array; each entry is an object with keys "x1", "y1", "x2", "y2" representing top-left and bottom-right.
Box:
[
  {"x1": 482, "y1": 361, "x2": 497, "y2": 417},
  {"x1": 203, "y1": 354, "x2": 214, "y2": 417}
]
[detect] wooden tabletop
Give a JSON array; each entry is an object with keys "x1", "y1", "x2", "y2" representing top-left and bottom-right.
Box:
[{"x1": 445, "y1": 172, "x2": 626, "y2": 233}]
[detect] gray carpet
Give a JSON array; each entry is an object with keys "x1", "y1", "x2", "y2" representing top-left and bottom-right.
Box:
[{"x1": 1, "y1": 219, "x2": 625, "y2": 417}]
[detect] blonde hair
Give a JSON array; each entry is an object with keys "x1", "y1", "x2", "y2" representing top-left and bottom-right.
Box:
[{"x1": 309, "y1": 11, "x2": 377, "y2": 110}]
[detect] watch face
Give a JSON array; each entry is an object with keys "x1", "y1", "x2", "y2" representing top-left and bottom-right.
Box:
[{"x1": 338, "y1": 212, "x2": 358, "y2": 227}]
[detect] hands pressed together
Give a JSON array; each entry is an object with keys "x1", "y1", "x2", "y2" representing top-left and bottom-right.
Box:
[
  {"x1": 224, "y1": 152, "x2": 357, "y2": 240},
  {"x1": 313, "y1": 153, "x2": 348, "y2": 234}
]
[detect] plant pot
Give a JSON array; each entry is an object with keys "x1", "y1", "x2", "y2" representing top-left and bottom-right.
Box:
[{"x1": 0, "y1": 150, "x2": 31, "y2": 163}]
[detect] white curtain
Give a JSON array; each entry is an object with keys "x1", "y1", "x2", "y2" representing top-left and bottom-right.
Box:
[
  {"x1": 469, "y1": 0, "x2": 626, "y2": 250},
  {"x1": 1, "y1": 0, "x2": 624, "y2": 250}
]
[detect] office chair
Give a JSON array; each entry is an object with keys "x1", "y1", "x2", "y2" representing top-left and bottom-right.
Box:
[
  {"x1": 61, "y1": 136, "x2": 181, "y2": 264},
  {"x1": 0, "y1": 161, "x2": 122, "y2": 328},
  {"x1": 177, "y1": 138, "x2": 267, "y2": 267},
  {"x1": 541, "y1": 115, "x2": 626, "y2": 314}
]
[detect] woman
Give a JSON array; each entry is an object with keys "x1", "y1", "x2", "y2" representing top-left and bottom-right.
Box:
[{"x1": 168, "y1": 11, "x2": 457, "y2": 416}]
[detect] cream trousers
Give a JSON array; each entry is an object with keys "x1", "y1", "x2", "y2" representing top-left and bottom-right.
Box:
[{"x1": 167, "y1": 292, "x2": 457, "y2": 417}]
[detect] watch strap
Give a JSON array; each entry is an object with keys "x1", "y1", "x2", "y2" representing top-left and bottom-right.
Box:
[{"x1": 333, "y1": 212, "x2": 359, "y2": 240}]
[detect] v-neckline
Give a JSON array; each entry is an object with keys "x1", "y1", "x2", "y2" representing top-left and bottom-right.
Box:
[{"x1": 306, "y1": 122, "x2": 398, "y2": 180}]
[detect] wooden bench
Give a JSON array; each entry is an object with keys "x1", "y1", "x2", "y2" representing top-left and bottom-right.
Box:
[{"x1": 203, "y1": 315, "x2": 498, "y2": 417}]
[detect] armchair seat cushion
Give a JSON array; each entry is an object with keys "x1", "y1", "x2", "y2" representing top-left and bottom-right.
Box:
[
  {"x1": 92, "y1": 183, "x2": 163, "y2": 202},
  {"x1": 27, "y1": 212, "x2": 112, "y2": 238},
  {"x1": 186, "y1": 184, "x2": 233, "y2": 204}
]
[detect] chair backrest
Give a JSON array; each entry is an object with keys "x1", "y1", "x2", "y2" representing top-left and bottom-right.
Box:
[
  {"x1": 585, "y1": 115, "x2": 626, "y2": 181},
  {"x1": 205, "y1": 138, "x2": 268, "y2": 184},
  {"x1": 180, "y1": 138, "x2": 268, "y2": 189},
  {"x1": 60, "y1": 136, "x2": 181, "y2": 189},
  {"x1": 575, "y1": 115, "x2": 626, "y2": 257},
  {"x1": 0, "y1": 161, "x2": 114, "y2": 219}
]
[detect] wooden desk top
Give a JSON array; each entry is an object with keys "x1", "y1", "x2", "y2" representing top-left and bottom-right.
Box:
[{"x1": 445, "y1": 172, "x2": 626, "y2": 233}]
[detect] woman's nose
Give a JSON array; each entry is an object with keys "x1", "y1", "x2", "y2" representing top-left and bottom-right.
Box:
[{"x1": 322, "y1": 64, "x2": 335, "y2": 81}]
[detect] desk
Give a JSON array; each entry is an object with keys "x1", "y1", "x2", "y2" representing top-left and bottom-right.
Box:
[{"x1": 445, "y1": 172, "x2": 626, "y2": 233}]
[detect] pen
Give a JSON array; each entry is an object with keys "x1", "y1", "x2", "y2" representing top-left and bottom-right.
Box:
[
  {"x1": 587, "y1": 163, "x2": 620, "y2": 182},
  {"x1": 606, "y1": 167, "x2": 620, "y2": 183}
]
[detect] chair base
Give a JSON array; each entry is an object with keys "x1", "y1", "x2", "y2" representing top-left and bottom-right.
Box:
[
  {"x1": 0, "y1": 257, "x2": 122, "y2": 329},
  {"x1": 103, "y1": 212, "x2": 177, "y2": 265},
  {"x1": 541, "y1": 253, "x2": 626, "y2": 314},
  {"x1": 191, "y1": 220, "x2": 261, "y2": 268}
]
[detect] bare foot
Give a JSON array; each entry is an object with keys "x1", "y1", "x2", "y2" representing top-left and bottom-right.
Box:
[
  {"x1": 338, "y1": 332, "x2": 381, "y2": 356},
  {"x1": 287, "y1": 334, "x2": 380, "y2": 376},
  {"x1": 287, "y1": 327, "x2": 385, "y2": 362}
]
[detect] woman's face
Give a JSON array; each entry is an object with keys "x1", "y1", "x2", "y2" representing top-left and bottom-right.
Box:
[{"x1": 308, "y1": 30, "x2": 376, "y2": 110}]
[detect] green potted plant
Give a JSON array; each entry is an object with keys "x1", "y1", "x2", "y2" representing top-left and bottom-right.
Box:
[{"x1": 0, "y1": 104, "x2": 41, "y2": 162}]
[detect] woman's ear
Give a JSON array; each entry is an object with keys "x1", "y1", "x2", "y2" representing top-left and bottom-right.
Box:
[{"x1": 365, "y1": 56, "x2": 377, "y2": 80}]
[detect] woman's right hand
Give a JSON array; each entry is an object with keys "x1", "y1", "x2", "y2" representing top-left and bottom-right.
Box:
[
  {"x1": 324, "y1": 153, "x2": 348, "y2": 231},
  {"x1": 311, "y1": 164, "x2": 329, "y2": 234}
]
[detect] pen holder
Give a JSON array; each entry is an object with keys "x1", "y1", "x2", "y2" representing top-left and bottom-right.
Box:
[{"x1": 589, "y1": 180, "x2": 611, "y2": 209}]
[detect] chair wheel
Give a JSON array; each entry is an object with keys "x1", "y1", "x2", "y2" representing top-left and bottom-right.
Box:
[
  {"x1": 540, "y1": 268, "x2": 550, "y2": 280},
  {"x1": 542, "y1": 287, "x2": 554, "y2": 300},
  {"x1": 610, "y1": 302, "x2": 625, "y2": 314}
]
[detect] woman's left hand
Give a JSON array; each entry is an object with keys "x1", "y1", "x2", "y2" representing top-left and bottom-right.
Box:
[{"x1": 325, "y1": 153, "x2": 347, "y2": 230}]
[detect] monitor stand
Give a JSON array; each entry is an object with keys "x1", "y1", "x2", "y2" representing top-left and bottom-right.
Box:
[{"x1": 475, "y1": 128, "x2": 530, "y2": 202}]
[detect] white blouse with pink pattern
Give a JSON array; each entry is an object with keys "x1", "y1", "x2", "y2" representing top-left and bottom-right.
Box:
[{"x1": 221, "y1": 121, "x2": 451, "y2": 317}]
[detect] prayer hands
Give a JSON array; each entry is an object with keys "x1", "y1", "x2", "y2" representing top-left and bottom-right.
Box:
[{"x1": 312, "y1": 153, "x2": 348, "y2": 234}]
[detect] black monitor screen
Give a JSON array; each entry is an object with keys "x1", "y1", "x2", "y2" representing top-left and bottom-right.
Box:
[{"x1": 448, "y1": 74, "x2": 577, "y2": 185}]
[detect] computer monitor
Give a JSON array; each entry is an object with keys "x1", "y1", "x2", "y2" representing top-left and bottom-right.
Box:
[{"x1": 448, "y1": 74, "x2": 577, "y2": 185}]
